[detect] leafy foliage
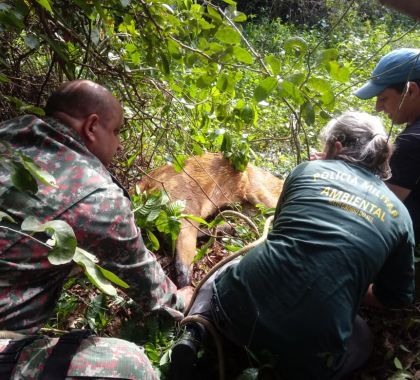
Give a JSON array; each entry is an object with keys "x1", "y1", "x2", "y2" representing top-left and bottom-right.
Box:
[
  {"x1": 132, "y1": 188, "x2": 186, "y2": 253},
  {"x1": 2, "y1": 0, "x2": 420, "y2": 379}
]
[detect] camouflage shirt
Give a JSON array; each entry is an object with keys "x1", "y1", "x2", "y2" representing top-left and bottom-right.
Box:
[{"x1": 0, "y1": 115, "x2": 183, "y2": 333}]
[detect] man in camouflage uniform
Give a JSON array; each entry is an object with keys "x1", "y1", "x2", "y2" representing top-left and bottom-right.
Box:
[{"x1": 0, "y1": 80, "x2": 193, "y2": 379}]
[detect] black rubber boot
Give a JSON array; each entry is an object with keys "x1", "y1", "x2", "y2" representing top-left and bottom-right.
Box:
[{"x1": 169, "y1": 322, "x2": 207, "y2": 380}]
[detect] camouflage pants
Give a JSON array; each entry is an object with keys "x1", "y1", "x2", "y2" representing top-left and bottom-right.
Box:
[{"x1": 0, "y1": 336, "x2": 158, "y2": 380}]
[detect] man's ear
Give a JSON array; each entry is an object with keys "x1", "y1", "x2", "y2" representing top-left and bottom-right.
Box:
[
  {"x1": 80, "y1": 114, "x2": 99, "y2": 143},
  {"x1": 324, "y1": 140, "x2": 342, "y2": 159},
  {"x1": 407, "y1": 81, "x2": 420, "y2": 97},
  {"x1": 334, "y1": 141, "x2": 343, "y2": 155}
]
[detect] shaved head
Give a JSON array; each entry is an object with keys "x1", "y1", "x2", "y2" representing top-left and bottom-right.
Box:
[
  {"x1": 45, "y1": 79, "x2": 124, "y2": 166},
  {"x1": 45, "y1": 80, "x2": 121, "y2": 121}
]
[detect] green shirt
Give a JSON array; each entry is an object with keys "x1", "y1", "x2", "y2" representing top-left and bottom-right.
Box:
[{"x1": 214, "y1": 159, "x2": 415, "y2": 379}]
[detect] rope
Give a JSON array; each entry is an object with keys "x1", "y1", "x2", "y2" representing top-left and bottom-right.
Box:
[
  {"x1": 184, "y1": 215, "x2": 274, "y2": 316},
  {"x1": 179, "y1": 215, "x2": 274, "y2": 380}
]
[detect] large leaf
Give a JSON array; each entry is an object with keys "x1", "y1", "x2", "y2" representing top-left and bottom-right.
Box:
[
  {"x1": 73, "y1": 248, "x2": 117, "y2": 296},
  {"x1": 317, "y1": 48, "x2": 339, "y2": 65},
  {"x1": 35, "y1": 0, "x2": 52, "y2": 13},
  {"x1": 328, "y1": 61, "x2": 350, "y2": 83},
  {"x1": 278, "y1": 80, "x2": 305, "y2": 104},
  {"x1": 183, "y1": 214, "x2": 208, "y2": 225},
  {"x1": 98, "y1": 266, "x2": 129, "y2": 289},
  {"x1": 253, "y1": 77, "x2": 278, "y2": 102},
  {"x1": 21, "y1": 217, "x2": 76, "y2": 265},
  {"x1": 214, "y1": 26, "x2": 241, "y2": 44},
  {"x1": 166, "y1": 200, "x2": 186, "y2": 216},
  {"x1": 265, "y1": 55, "x2": 281, "y2": 76},
  {"x1": 284, "y1": 37, "x2": 308, "y2": 57},
  {"x1": 206, "y1": 6, "x2": 222, "y2": 23},
  {"x1": 301, "y1": 101, "x2": 315, "y2": 125},
  {"x1": 233, "y1": 46, "x2": 253, "y2": 64},
  {"x1": 307, "y1": 77, "x2": 331, "y2": 94}
]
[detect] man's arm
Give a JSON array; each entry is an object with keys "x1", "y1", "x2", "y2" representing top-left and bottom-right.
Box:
[
  {"x1": 65, "y1": 184, "x2": 191, "y2": 317},
  {"x1": 386, "y1": 182, "x2": 412, "y2": 201}
]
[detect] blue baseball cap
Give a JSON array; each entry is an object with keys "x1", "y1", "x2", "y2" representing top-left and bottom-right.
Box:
[{"x1": 354, "y1": 48, "x2": 420, "y2": 99}]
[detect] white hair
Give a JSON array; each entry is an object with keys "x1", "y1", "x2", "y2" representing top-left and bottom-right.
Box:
[{"x1": 320, "y1": 111, "x2": 392, "y2": 179}]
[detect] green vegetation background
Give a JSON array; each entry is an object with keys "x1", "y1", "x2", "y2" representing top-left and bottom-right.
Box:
[{"x1": 1, "y1": 0, "x2": 420, "y2": 379}]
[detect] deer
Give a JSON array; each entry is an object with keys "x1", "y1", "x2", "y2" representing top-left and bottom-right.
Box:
[{"x1": 137, "y1": 153, "x2": 284, "y2": 287}]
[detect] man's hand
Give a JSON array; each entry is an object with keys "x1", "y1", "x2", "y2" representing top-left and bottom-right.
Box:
[
  {"x1": 310, "y1": 151, "x2": 326, "y2": 160},
  {"x1": 177, "y1": 285, "x2": 195, "y2": 311},
  {"x1": 363, "y1": 284, "x2": 385, "y2": 308}
]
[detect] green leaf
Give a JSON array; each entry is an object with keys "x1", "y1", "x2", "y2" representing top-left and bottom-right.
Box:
[
  {"x1": 254, "y1": 77, "x2": 278, "y2": 102},
  {"x1": 240, "y1": 104, "x2": 256, "y2": 124},
  {"x1": 216, "y1": 75, "x2": 229, "y2": 92},
  {"x1": 278, "y1": 80, "x2": 305, "y2": 104},
  {"x1": 173, "y1": 155, "x2": 188, "y2": 173},
  {"x1": 159, "y1": 350, "x2": 171, "y2": 366},
  {"x1": 21, "y1": 217, "x2": 77, "y2": 265},
  {"x1": 328, "y1": 61, "x2": 350, "y2": 83},
  {"x1": 167, "y1": 39, "x2": 182, "y2": 59},
  {"x1": 221, "y1": 133, "x2": 232, "y2": 152},
  {"x1": 11, "y1": 161, "x2": 38, "y2": 194},
  {"x1": 320, "y1": 90, "x2": 335, "y2": 109},
  {"x1": 35, "y1": 0, "x2": 52, "y2": 13},
  {"x1": 222, "y1": 0, "x2": 236, "y2": 5},
  {"x1": 159, "y1": 53, "x2": 170, "y2": 75},
  {"x1": 301, "y1": 101, "x2": 315, "y2": 125},
  {"x1": 233, "y1": 46, "x2": 253, "y2": 64},
  {"x1": 73, "y1": 249, "x2": 117, "y2": 296},
  {"x1": 19, "y1": 105, "x2": 45, "y2": 117},
  {"x1": 196, "y1": 74, "x2": 214, "y2": 88},
  {"x1": 233, "y1": 12, "x2": 247, "y2": 22},
  {"x1": 0, "y1": 211, "x2": 16, "y2": 223},
  {"x1": 147, "y1": 230, "x2": 160, "y2": 251},
  {"x1": 265, "y1": 55, "x2": 281, "y2": 76},
  {"x1": 307, "y1": 77, "x2": 331, "y2": 93},
  {"x1": 0, "y1": 8, "x2": 24, "y2": 32},
  {"x1": 206, "y1": 6, "x2": 222, "y2": 23},
  {"x1": 214, "y1": 26, "x2": 241, "y2": 44},
  {"x1": 284, "y1": 36, "x2": 308, "y2": 57},
  {"x1": 166, "y1": 200, "x2": 186, "y2": 216},
  {"x1": 18, "y1": 153, "x2": 57, "y2": 187},
  {"x1": 146, "y1": 208, "x2": 161, "y2": 222},
  {"x1": 317, "y1": 48, "x2": 339, "y2": 64},
  {"x1": 98, "y1": 265, "x2": 129, "y2": 289},
  {"x1": 183, "y1": 214, "x2": 208, "y2": 225},
  {"x1": 0, "y1": 72, "x2": 10, "y2": 83},
  {"x1": 394, "y1": 357, "x2": 403, "y2": 370},
  {"x1": 236, "y1": 368, "x2": 259, "y2": 380},
  {"x1": 225, "y1": 244, "x2": 241, "y2": 252},
  {"x1": 287, "y1": 73, "x2": 306, "y2": 86}
]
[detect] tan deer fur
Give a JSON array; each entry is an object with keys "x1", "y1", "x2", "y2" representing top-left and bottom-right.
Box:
[{"x1": 137, "y1": 153, "x2": 284, "y2": 286}]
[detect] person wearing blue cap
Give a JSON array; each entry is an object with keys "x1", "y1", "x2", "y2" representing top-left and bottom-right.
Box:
[
  {"x1": 354, "y1": 48, "x2": 420, "y2": 245},
  {"x1": 379, "y1": 0, "x2": 420, "y2": 19}
]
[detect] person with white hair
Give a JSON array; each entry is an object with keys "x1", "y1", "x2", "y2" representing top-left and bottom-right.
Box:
[{"x1": 171, "y1": 111, "x2": 415, "y2": 380}]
